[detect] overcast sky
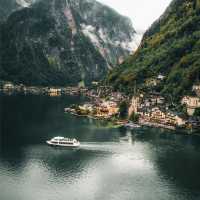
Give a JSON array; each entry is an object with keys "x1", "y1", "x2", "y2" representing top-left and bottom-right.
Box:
[{"x1": 98, "y1": 0, "x2": 172, "y2": 34}]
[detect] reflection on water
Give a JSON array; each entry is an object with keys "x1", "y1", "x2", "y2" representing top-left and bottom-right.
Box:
[
  {"x1": 119, "y1": 130, "x2": 134, "y2": 145},
  {"x1": 0, "y1": 95, "x2": 200, "y2": 200}
]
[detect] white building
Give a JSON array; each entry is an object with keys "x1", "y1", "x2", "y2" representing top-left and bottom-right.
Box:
[
  {"x1": 181, "y1": 96, "x2": 200, "y2": 116},
  {"x1": 128, "y1": 96, "x2": 140, "y2": 117},
  {"x1": 157, "y1": 74, "x2": 165, "y2": 80},
  {"x1": 192, "y1": 85, "x2": 200, "y2": 91},
  {"x1": 3, "y1": 83, "x2": 14, "y2": 90}
]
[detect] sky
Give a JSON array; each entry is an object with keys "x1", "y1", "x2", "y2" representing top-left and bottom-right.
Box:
[{"x1": 98, "y1": 0, "x2": 172, "y2": 34}]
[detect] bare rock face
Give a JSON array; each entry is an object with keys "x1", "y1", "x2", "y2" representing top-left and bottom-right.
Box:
[
  {"x1": 0, "y1": 0, "x2": 37, "y2": 20},
  {"x1": 0, "y1": 0, "x2": 138, "y2": 86}
]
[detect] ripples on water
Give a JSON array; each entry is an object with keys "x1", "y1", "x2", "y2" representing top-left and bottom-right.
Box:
[
  {"x1": 0, "y1": 95, "x2": 200, "y2": 200},
  {"x1": 0, "y1": 139, "x2": 200, "y2": 200}
]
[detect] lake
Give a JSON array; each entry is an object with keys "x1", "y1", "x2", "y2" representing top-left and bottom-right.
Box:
[{"x1": 0, "y1": 94, "x2": 200, "y2": 200}]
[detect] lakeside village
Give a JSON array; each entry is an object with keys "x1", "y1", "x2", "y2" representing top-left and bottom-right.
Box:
[
  {"x1": 65, "y1": 79, "x2": 200, "y2": 133},
  {"x1": 2, "y1": 80, "x2": 200, "y2": 132}
]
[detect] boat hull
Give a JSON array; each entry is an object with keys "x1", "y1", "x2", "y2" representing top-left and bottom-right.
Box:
[
  {"x1": 46, "y1": 141, "x2": 80, "y2": 148},
  {"x1": 125, "y1": 124, "x2": 141, "y2": 129}
]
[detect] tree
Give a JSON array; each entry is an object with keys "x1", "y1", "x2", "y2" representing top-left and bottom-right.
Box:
[
  {"x1": 194, "y1": 107, "x2": 200, "y2": 118},
  {"x1": 129, "y1": 112, "x2": 139, "y2": 122},
  {"x1": 119, "y1": 101, "x2": 128, "y2": 119}
]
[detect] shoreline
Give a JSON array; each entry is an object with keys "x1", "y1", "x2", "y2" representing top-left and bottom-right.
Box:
[
  {"x1": 139, "y1": 121, "x2": 176, "y2": 131},
  {"x1": 0, "y1": 84, "x2": 90, "y2": 97},
  {"x1": 65, "y1": 106, "x2": 200, "y2": 136},
  {"x1": 66, "y1": 110, "x2": 200, "y2": 136},
  {"x1": 65, "y1": 107, "x2": 175, "y2": 130},
  {"x1": 1, "y1": 82, "x2": 200, "y2": 135}
]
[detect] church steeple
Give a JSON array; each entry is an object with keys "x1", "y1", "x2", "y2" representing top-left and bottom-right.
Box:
[{"x1": 66, "y1": 0, "x2": 71, "y2": 8}]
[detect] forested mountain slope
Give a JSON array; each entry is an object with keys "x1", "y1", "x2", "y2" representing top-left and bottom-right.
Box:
[
  {"x1": 107, "y1": 0, "x2": 200, "y2": 99},
  {"x1": 0, "y1": 0, "x2": 137, "y2": 86}
]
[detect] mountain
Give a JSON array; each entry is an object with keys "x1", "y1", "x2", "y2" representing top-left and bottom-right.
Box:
[
  {"x1": 0, "y1": 0, "x2": 37, "y2": 21},
  {"x1": 107, "y1": 0, "x2": 200, "y2": 100},
  {"x1": 0, "y1": 0, "x2": 19, "y2": 21},
  {"x1": 0, "y1": 0, "x2": 137, "y2": 86}
]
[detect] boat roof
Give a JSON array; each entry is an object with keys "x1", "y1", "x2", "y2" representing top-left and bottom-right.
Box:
[
  {"x1": 53, "y1": 136, "x2": 65, "y2": 140},
  {"x1": 52, "y1": 137, "x2": 77, "y2": 141}
]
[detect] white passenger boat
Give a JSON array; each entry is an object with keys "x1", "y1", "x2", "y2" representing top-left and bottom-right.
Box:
[{"x1": 46, "y1": 137, "x2": 80, "y2": 148}]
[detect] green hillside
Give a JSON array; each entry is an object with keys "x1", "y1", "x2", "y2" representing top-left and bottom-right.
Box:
[{"x1": 107, "y1": 0, "x2": 200, "y2": 100}]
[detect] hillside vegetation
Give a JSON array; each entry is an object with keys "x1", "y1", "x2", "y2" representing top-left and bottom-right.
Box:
[
  {"x1": 107, "y1": 0, "x2": 200, "y2": 100},
  {"x1": 0, "y1": 0, "x2": 136, "y2": 86}
]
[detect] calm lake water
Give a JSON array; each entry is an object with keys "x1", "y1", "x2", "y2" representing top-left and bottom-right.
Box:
[{"x1": 0, "y1": 94, "x2": 200, "y2": 200}]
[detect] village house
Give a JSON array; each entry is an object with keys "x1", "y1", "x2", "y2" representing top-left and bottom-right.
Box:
[
  {"x1": 155, "y1": 96, "x2": 165, "y2": 104},
  {"x1": 3, "y1": 82, "x2": 15, "y2": 91},
  {"x1": 157, "y1": 74, "x2": 165, "y2": 81},
  {"x1": 128, "y1": 92, "x2": 166, "y2": 117},
  {"x1": 192, "y1": 85, "x2": 200, "y2": 91},
  {"x1": 141, "y1": 107, "x2": 185, "y2": 127},
  {"x1": 140, "y1": 94, "x2": 165, "y2": 109},
  {"x1": 78, "y1": 101, "x2": 119, "y2": 118},
  {"x1": 91, "y1": 81, "x2": 99, "y2": 86},
  {"x1": 48, "y1": 88, "x2": 62, "y2": 96},
  {"x1": 150, "y1": 107, "x2": 166, "y2": 122},
  {"x1": 192, "y1": 84, "x2": 200, "y2": 97},
  {"x1": 109, "y1": 92, "x2": 125, "y2": 102},
  {"x1": 96, "y1": 101, "x2": 119, "y2": 117},
  {"x1": 174, "y1": 115, "x2": 186, "y2": 126},
  {"x1": 181, "y1": 96, "x2": 200, "y2": 116},
  {"x1": 181, "y1": 96, "x2": 200, "y2": 107},
  {"x1": 27, "y1": 87, "x2": 43, "y2": 95},
  {"x1": 118, "y1": 56, "x2": 124, "y2": 65},
  {"x1": 79, "y1": 104, "x2": 94, "y2": 113},
  {"x1": 143, "y1": 99, "x2": 151, "y2": 107},
  {"x1": 145, "y1": 78, "x2": 158, "y2": 87}
]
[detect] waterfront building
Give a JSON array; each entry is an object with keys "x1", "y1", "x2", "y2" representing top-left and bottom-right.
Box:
[
  {"x1": 181, "y1": 96, "x2": 200, "y2": 116},
  {"x1": 142, "y1": 107, "x2": 186, "y2": 127},
  {"x1": 48, "y1": 88, "x2": 62, "y2": 96},
  {"x1": 79, "y1": 104, "x2": 94, "y2": 113},
  {"x1": 174, "y1": 115, "x2": 186, "y2": 126},
  {"x1": 3, "y1": 83, "x2": 14, "y2": 90},
  {"x1": 98, "y1": 101, "x2": 119, "y2": 116}
]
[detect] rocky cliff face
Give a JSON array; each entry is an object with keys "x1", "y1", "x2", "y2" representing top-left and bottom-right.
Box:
[
  {"x1": 0, "y1": 0, "x2": 137, "y2": 86},
  {"x1": 107, "y1": 0, "x2": 200, "y2": 99}
]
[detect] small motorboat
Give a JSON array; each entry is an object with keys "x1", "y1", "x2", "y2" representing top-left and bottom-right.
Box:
[
  {"x1": 125, "y1": 122, "x2": 141, "y2": 129},
  {"x1": 46, "y1": 137, "x2": 80, "y2": 148}
]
